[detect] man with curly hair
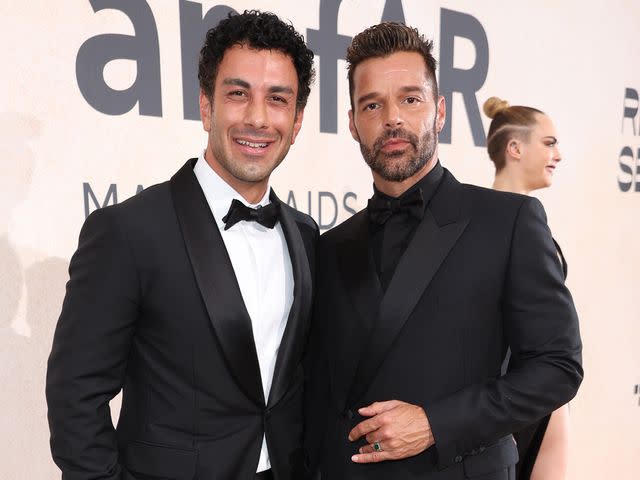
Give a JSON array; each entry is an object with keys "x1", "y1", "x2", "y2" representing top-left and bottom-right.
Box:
[{"x1": 47, "y1": 11, "x2": 316, "y2": 480}]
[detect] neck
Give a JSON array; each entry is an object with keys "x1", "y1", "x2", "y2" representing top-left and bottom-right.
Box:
[
  {"x1": 373, "y1": 155, "x2": 438, "y2": 198},
  {"x1": 492, "y1": 168, "x2": 530, "y2": 195},
  {"x1": 204, "y1": 148, "x2": 268, "y2": 204}
]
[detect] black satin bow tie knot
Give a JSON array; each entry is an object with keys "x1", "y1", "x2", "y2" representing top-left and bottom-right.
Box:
[
  {"x1": 367, "y1": 188, "x2": 425, "y2": 226},
  {"x1": 222, "y1": 199, "x2": 280, "y2": 230}
]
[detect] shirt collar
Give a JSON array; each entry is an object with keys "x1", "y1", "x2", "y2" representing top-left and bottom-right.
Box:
[{"x1": 193, "y1": 151, "x2": 271, "y2": 230}]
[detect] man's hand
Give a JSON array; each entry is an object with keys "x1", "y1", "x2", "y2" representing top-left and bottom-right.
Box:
[{"x1": 348, "y1": 400, "x2": 434, "y2": 463}]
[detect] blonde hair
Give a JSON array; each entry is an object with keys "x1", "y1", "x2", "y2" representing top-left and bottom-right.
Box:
[{"x1": 483, "y1": 96, "x2": 544, "y2": 171}]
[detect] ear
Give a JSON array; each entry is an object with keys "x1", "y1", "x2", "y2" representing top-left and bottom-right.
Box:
[
  {"x1": 290, "y1": 108, "x2": 305, "y2": 145},
  {"x1": 506, "y1": 138, "x2": 522, "y2": 160},
  {"x1": 436, "y1": 95, "x2": 446, "y2": 133},
  {"x1": 348, "y1": 110, "x2": 360, "y2": 142},
  {"x1": 199, "y1": 90, "x2": 212, "y2": 131}
]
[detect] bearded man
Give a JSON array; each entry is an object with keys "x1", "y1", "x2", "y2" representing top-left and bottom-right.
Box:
[{"x1": 303, "y1": 22, "x2": 582, "y2": 480}]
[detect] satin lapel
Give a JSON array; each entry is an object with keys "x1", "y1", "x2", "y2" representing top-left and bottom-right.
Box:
[
  {"x1": 336, "y1": 211, "x2": 383, "y2": 331},
  {"x1": 267, "y1": 193, "x2": 313, "y2": 408},
  {"x1": 347, "y1": 202, "x2": 469, "y2": 405},
  {"x1": 552, "y1": 238, "x2": 568, "y2": 279},
  {"x1": 170, "y1": 160, "x2": 264, "y2": 406}
]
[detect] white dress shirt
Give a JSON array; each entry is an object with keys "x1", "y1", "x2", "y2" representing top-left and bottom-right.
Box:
[{"x1": 194, "y1": 153, "x2": 294, "y2": 473}]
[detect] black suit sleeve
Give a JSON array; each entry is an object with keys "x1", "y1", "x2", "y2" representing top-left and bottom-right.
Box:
[
  {"x1": 46, "y1": 207, "x2": 139, "y2": 479},
  {"x1": 426, "y1": 197, "x2": 583, "y2": 469}
]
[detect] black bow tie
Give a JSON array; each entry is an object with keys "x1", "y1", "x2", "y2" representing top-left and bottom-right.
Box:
[
  {"x1": 367, "y1": 188, "x2": 425, "y2": 226},
  {"x1": 222, "y1": 199, "x2": 280, "y2": 230}
]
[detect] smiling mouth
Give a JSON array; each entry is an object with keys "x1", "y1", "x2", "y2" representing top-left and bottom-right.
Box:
[{"x1": 235, "y1": 139, "x2": 271, "y2": 148}]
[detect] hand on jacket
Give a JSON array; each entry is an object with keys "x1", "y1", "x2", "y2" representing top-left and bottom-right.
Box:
[{"x1": 348, "y1": 400, "x2": 434, "y2": 463}]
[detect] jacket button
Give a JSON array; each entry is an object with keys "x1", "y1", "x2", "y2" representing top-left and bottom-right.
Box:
[{"x1": 454, "y1": 455, "x2": 463, "y2": 463}]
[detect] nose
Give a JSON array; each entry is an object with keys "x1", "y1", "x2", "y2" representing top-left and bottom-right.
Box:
[
  {"x1": 384, "y1": 103, "x2": 403, "y2": 129},
  {"x1": 554, "y1": 144, "x2": 562, "y2": 163},
  {"x1": 245, "y1": 98, "x2": 268, "y2": 129}
]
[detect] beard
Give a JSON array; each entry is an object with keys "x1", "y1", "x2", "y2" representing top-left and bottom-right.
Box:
[
  {"x1": 210, "y1": 128, "x2": 287, "y2": 184},
  {"x1": 208, "y1": 104, "x2": 290, "y2": 184},
  {"x1": 359, "y1": 121, "x2": 437, "y2": 182}
]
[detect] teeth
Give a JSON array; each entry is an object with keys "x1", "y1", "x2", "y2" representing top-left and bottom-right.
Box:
[{"x1": 236, "y1": 139, "x2": 268, "y2": 148}]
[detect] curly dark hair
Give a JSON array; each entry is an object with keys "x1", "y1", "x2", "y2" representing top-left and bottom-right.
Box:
[
  {"x1": 346, "y1": 22, "x2": 438, "y2": 110},
  {"x1": 198, "y1": 10, "x2": 315, "y2": 112}
]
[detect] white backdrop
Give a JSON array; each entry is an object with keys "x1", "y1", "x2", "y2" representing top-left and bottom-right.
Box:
[{"x1": 1, "y1": 1, "x2": 639, "y2": 478}]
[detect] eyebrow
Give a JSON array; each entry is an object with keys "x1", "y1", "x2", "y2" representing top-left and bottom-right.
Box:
[
  {"x1": 356, "y1": 92, "x2": 379, "y2": 106},
  {"x1": 268, "y1": 85, "x2": 295, "y2": 96},
  {"x1": 222, "y1": 78, "x2": 250, "y2": 89},
  {"x1": 356, "y1": 85, "x2": 427, "y2": 106},
  {"x1": 542, "y1": 136, "x2": 558, "y2": 142},
  {"x1": 221, "y1": 78, "x2": 294, "y2": 96},
  {"x1": 399, "y1": 85, "x2": 427, "y2": 95}
]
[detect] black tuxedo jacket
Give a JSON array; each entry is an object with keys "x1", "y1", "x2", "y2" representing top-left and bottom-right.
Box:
[
  {"x1": 304, "y1": 169, "x2": 582, "y2": 480},
  {"x1": 46, "y1": 160, "x2": 318, "y2": 480}
]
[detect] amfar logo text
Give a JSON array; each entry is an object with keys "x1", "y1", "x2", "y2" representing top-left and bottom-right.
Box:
[{"x1": 76, "y1": 0, "x2": 490, "y2": 146}]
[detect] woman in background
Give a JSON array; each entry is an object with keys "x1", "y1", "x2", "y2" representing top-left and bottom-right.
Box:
[{"x1": 483, "y1": 96, "x2": 570, "y2": 480}]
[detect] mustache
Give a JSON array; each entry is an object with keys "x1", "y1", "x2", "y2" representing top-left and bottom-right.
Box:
[
  {"x1": 373, "y1": 128, "x2": 419, "y2": 152},
  {"x1": 231, "y1": 128, "x2": 277, "y2": 141}
]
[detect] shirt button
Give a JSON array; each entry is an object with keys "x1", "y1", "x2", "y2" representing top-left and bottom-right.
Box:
[{"x1": 454, "y1": 455, "x2": 463, "y2": 463}]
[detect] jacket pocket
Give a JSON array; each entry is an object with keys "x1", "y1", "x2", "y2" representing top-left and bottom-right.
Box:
[{"x1": 122, "y1": 441, "x2": 197, "y2": 480}]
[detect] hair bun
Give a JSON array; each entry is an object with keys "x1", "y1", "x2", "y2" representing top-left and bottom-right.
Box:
[{"x1": 483, "y1": 97, "x2": 510, "y2": 119}]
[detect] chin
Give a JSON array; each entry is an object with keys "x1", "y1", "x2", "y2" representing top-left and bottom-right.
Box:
[
  {"x1": 242, "y1": 170, "x2": 271, "y2": 184},
  {"x1": 540, "y1": 176, "x2": 553, "y2": 189}
]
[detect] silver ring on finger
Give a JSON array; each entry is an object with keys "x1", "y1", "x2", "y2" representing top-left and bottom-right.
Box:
[{"x1": 373, "y1": 441, "x2": 383, "y2": 452}]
